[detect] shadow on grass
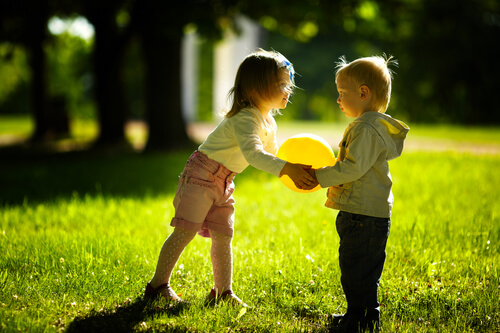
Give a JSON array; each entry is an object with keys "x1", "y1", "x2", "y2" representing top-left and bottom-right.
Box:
[
  {"x1": 66, "y1": 298, "x2": 191, "y2": 333},
  {"x1": 0, "y1": 143, "x2": 275, "y2": 207},
  {"x1": 0, "y1": 145, "x2": 193, "y2": 206}
]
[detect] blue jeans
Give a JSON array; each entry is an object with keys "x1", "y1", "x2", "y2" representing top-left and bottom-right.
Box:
[{"x1": 336, "y1": 211, "x2": 390, "y2": 318}]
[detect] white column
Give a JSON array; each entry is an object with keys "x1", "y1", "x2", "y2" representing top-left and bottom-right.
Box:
[
  {"x1": 181, "y1": 30, "x2": 199, "y2": 123},
  {"x1": 213, "y1": 16, "x2": 261, "y2": 120}
]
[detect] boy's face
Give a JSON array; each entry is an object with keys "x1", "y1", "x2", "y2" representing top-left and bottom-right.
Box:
[{"x1": 336, "y1": 76, "x2": 365, "y2": 118}]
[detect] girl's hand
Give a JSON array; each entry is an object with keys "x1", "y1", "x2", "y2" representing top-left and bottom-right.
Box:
[{"x1": 280, "y1": 162, "x2": 318, "y2": 190}]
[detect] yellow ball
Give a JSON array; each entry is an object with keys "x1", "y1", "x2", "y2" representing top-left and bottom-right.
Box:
[{"x1": 277, "y1": 133, "x2": 336, "y2": 193}]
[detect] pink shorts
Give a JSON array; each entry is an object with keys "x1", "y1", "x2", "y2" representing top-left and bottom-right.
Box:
[{"x1": 170, "y1": 151, "x2": 237, "y2": 238}]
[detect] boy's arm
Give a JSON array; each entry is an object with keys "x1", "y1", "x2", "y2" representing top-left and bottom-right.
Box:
[{"x1": 315, "y1": 128, "x2": 384, "y2": 187}]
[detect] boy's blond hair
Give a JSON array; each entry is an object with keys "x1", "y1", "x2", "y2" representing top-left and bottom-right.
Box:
[{"x1": 335, "y1": 55, "x2": 397, "y2": 113}]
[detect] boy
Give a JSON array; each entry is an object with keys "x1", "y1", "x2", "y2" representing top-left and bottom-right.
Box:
[{"x1": 308, "y1": 56, "x2": 409, "y2": 332}]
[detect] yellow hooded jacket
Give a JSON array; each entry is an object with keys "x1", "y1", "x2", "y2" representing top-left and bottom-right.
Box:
[{"x1": 315, "y1": 111, "x2": 409, "y2": 218}]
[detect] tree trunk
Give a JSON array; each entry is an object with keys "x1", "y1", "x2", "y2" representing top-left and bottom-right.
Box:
[
  {"x1": 87, "y1": 5, "x2": 130, "y2": 150},
  {"x1": 133, "y1": 0, "x2": 194, "y2": 152},
  {"x1": 27, "y1": 0, "x2": 50, "y2": 142},
  {"x1": 141, "y1": 32, "x2": 193, "y2": 152}
]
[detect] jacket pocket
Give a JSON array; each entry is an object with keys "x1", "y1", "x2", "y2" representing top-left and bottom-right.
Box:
[{"x1": 327, "y1": 183, "x2": 352, "y2": 204}]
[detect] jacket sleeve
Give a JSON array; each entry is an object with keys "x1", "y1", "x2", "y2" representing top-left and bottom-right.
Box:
[
  {"x1": 316, "y1": 125, "x2": 385, "y2": 187},
  {"x1": 232, "y1": 113, "x2": 286, "y2": 177}
]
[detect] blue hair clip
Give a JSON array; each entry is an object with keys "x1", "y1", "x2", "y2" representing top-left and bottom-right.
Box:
[{"x1": 281, "y1": 60, "x2": 294, "y2": 82}]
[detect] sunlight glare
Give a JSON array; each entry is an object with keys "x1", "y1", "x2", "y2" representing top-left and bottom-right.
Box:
[{"x1": 48, "y1": 16, "x2": 95, "y2": 41}]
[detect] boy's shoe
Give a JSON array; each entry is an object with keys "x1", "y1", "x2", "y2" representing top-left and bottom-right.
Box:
[
  {"x1": 328, "y1": 312, "x2": 379, "y2": 333},
  {"x1": 144, "y1": 282, "x2": 183, "y2": 303},
  {"x1": 365, "y1": 315, "x2": 380, "y2": 333},
  {"x1": 206, "y1": 288, "x2": 248, "y2": 307},
  {"x1": 329, "y1": 313, "x2": 348, "y2": 327}
]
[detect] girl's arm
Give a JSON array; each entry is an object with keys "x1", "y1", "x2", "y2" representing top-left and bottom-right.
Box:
[
  {"x1": 233, "y1": 113, "x2": 286, "y2": 177},
  {"x1": 232, "y1": 112, "x2": 316, "y2": 188}
]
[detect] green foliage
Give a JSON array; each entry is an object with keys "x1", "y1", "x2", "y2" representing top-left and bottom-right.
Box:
[
  {"x1": 1, "y1": 123, "x2": 499, "y2": 332},
  {"x1": 197, "y1": 39, "x2": 214, "y2": 122},
  {"x1": 0, "y1": 44, "x2": 30, "y2": 115},
  {"x1": 264, "y1": 31, "x2": 351, "y2": 122},
  {"x1": 46, "y1": 32, "x2": 95, "y2": 119},
  {"x1": 246, "y1": 0, "x2": 500, "y2": 124},
  {"x1": 2, "y1": 0, "x2": 499, "y2": 126},
  {"x1": 0, "y1": 32, "x2": 96, "y2": 118},
  {"x1": 0, "y1": 115, "x2": 33, "y2": 136},
  {"x1": 122, "y1": 38, "x2": 146, "y2": 120},
  {"x1": 0, "y1": 45, "x2": 29, "y2": 101}
]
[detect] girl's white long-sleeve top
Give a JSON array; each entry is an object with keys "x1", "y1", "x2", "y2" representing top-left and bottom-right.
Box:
[{"x1": 198, "y1": 107, "x2": 287, "y2": 177}]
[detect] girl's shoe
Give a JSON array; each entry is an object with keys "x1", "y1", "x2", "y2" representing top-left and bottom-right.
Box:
[
  {"x1": 206, "y1": 288, "x2": 247, "y2": 307},
  {"x1": 144, "y1": 282, "x2": 182, "y2": 303}
]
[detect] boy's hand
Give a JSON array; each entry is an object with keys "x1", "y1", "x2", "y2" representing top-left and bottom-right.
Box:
[
  {"x1": 305, "y1": 168, "x2": 316, "y2": 179},
  {"x1": 280, "y1": 162, "x2": 318, "y2": 189},
  {"x1": 301, "y1": 168, "x2": 318, "y2": 190}
]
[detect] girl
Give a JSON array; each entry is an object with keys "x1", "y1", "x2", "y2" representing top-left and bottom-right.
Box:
[{"x1": 144, "y1": 49, "x2": 316, "y2": 306}]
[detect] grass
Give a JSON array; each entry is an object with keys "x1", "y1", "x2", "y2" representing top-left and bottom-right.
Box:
[{"x1": 0, "y1": 116, "x2": 499, "y2": 332}]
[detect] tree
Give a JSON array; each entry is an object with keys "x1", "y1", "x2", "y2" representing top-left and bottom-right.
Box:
[
  {"x1": 133, "y1": 0, "x2": 238, "y2": 151},
  {"x1": 81, "y1": 0, "x2": 135, "y2": 149},
  {"x1": 0, "y1": 0, "x2": 133, "y2": 147},
  {"x1": 392, "y1": 0, "x2": 500, "y2": 124},
  {"x1": 3, "y1": 0, "x2": 498, "y2": 154},
  {"x1": 133, "y1": 0, "x2": 191, "y2": 151},
  {"x1": 0, "y1": 0, "x2": 66, "y2": 141}
]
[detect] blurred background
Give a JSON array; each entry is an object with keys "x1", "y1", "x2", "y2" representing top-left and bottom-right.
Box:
[{"x1": 1, "y1": 0, "x2": 499, "y2": 152}]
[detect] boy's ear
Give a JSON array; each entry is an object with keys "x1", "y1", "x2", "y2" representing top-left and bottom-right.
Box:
[{"x1": 359, "y1": 85, "x2": 370, "y2": 101}]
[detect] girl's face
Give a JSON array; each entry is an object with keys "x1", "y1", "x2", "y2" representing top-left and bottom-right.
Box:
[
  {"x1": 258, "y1": 69, "x2": 292, "y2": 113},
  {"x1": 336, "y1": 76, "x2": 364, "y2": 118}
]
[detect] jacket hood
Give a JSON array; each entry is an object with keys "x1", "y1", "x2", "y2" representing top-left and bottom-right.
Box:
[{"x1": 356, "y1": 112, "x2": 409, "y2": 160}]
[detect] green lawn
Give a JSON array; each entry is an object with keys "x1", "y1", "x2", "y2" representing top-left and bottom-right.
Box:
[{"x1": 0, "y1": 116, "x2": 499, "y2": 332}]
